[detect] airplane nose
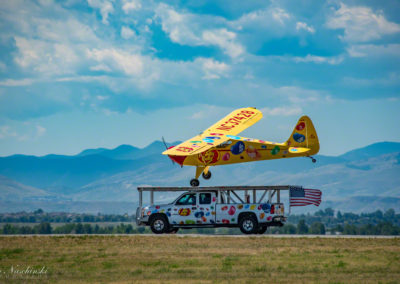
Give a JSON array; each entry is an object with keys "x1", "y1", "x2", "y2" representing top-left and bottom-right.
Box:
[{"x1": 168, "y1": 155, "x2": 186, "y2": 166}]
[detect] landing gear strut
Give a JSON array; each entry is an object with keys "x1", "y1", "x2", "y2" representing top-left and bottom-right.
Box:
[{"x1": 190, "y1": 166, "x2": 211, "y2": 187}]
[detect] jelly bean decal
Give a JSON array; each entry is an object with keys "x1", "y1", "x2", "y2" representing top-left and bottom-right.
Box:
[
  {"x1": 210, "y1": 133, "x2": 224, "y2": 136},
  {"x1": 206, "y1": 136, "x2": 220, "y2": 140},
  {"x1": 231, "y1": 218, "x2": 235, "y2": 222},
  {"x1": 246, "y1": 145, "x2": 261, "y2": 160},
  {"x1": 226, "y1": 135, "x2": 241, "y2": 140},
  {"x1": 190, "y1": 140, "x2": 202, "y2": 144},
  {"x1": 267, "y1": 216, "x2": 272, "y2": 221},
  {"x1": 228, "y1": 206, "x2": 236, "y2": 216},
  {"x1": 195, "y1": 211, "x2": 204, "y2": 218},
  {"x1": 212, "y1": 197, "x2": 216, "y2": 202},
  {"x1": 238, "y1": 204, "x2": 243, "y2": 209},
  {"x1": 200, "y1": 207, "x2": 204, "y2": 211},
  {"x1": 231, "y1": 141, "x2": 245, "y2": 155},
  {"x1": 151, "y1": 210, "x2": 158, "y2": 214},
  {"x1": 202, "y1": 138, "x2": 214, "y2": 143},
  {"x1": 202, "y1": 216, "x2": 207, "y2": 222},
  {"x1": 185, "y1": 220, "x2": 195, "y2": 224},
  {"x1": 262, "y1": 203, "x2": 271, "y2": 213},
  {"x1": 160, "y1": 209, "x2": 165, "y2": 213},
  {"x1": 258, "y1": 205, "x2": 262, "y2": 210},
  {"x1": 179, "y1": 221, "x2": 184, "y2": 225},
  {"x1": 178, "y1": 208, "x2": 191, "y2": 216},
  {"x1": 271, "y1": 146, "x2": 280, "y2": 155},
  {"x1": 260, "y1": 213, "x2": 265, "y2": 219},
  {"x1": 245, "y1": 204, "x2": 250, "y2": 209},
  {"x1": 155, "y1": 205, "x2": 160, "y2": 209},
  {"x1": 167, "y1": 212, "x2": 171, "y2": 217},
  {"x1": 206, "y1": 212, "x2": 210, "y2": 216},
  {"x1": 296, "y1": 122, "x2": 305, "y2": 131},
  {"x1": 261, "y1": 145, "x2": 267, "y2": 149},
  {"x1": 250, "y1": 205, "x2": 256, "y2": 210},
  {"x1": 211, "y1": 211, "x2": 216, "y2": 215},
  {"x1": 222, "y1": 219, "x2": 230, "y2": 224},
  {"x1": 293, "y1": 133, "x2": 305, "y2": 143},
  {"x1": 210, "y1": 220, "x2": 215, "y2": 224},
  {"x1": 211, "y1": 206, "x2": 214, "y2": 209},
  {"x1": 221, "y1": 206, "x2": 228, "y2": 211},
  {"x1": 222, "y1": 152, "x2": 231, "y2": 161}
]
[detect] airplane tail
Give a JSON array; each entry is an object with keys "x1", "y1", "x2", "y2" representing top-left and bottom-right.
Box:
[{"x1": 286, "y1": 116, "x2": 319, "y2": 155}]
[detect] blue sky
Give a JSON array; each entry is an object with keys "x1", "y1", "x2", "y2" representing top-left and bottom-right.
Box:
[{"x1": 0, "y1": 0, "x2": 399, "y2": 156}]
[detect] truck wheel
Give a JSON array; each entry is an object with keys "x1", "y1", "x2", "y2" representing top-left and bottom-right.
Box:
[
  {"x1": 202, "y1": 171, "x2": 212, "y2": 180},
  {"x1": 239, "y1": 215, "x2": 258, "y2": 234},
  {"x1": 257, "y1": 225, "x2": 268, "y2": 234},
  {"x1": 150, "y1": 215, "x2": 168, "y2": 234}
]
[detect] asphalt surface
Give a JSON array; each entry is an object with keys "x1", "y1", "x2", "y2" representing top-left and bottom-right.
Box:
[{"x1": 0, "y1": 234, "x2": 398, "y2": 238}]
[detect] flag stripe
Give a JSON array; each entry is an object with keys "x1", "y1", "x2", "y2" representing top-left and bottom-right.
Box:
[{"x1": 290, "y1": 188, "x2": 322, "y2": 208}]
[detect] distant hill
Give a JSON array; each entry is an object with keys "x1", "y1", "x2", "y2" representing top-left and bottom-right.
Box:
[{"x1": 0, "y1": 141, "x2": 399, "y2": 213}]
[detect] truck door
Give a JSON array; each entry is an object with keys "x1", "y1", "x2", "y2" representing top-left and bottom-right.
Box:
[
  {"x1": 170, "y1": 192, "x2": 197, "y2": 225},
  {"x1": 196, "y1": 192, "x2": 217, "y2": 225}
]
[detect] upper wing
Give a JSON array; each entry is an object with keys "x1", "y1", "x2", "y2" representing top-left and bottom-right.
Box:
[{"x1": 162, "y1": 107, "x2": 263, "y2": 156}]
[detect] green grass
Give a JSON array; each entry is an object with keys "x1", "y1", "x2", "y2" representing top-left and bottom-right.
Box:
[{"x1": 0, "y1": 236, "x2": 399, "y2": 283}]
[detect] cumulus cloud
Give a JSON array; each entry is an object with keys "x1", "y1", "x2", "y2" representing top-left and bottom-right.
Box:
[
  {"x1": 121, "y1": 26, "x2": 136, "y2": 39},
  {"x1": 122, "y1": 0, "x2": 141, "y2": 13},
  {"x1": 293, "y1": 54, "x2": 344, "y2": 65},
  {"x1": 347, "y1": 44, "x2": 400, "y2": 57},
  {"x1": 155, "y1": 4, "x2": 244, "y2": 58},
  {"x1": 296, "y1": 22, "x2": 315, "y2": 34},
  {"x1": 87, "y1": 0, "x2": 114, "y2": 25},
  {"x1": 326, "y1": 3, "x2": 400, "y2": 42},
  {"x1": 261, "y1": 106, "x2": 302, "y2": 116},
  {"x1": 199, "y1": 58, "x2": 229, "y2": 80}
]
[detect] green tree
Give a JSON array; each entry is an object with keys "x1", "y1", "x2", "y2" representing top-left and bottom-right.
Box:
[
  {"x1": 309, "y1": 222, "x2": 326, "y2": 235},
  {"x1": 37, "y1": 222, "x2": 52, "y2": 234},
  {"x1": 297, "y1": 220, "x2": 308, "y2": 234}
]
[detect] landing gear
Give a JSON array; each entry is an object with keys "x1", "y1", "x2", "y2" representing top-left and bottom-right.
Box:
[
  {"x1": 308, "y1": 156, "x2": 317, "y2": 163},
  {"x1": 190, "y1": 178, "x2": 200, "y2": 187},
  {"x1": 202, "y1": 171, "x2": 212, "y2": 180}
]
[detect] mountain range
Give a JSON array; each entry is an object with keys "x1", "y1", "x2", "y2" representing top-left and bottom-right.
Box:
[{"x1": 0, "y1": 141, "x2": 399, "y2": 214}]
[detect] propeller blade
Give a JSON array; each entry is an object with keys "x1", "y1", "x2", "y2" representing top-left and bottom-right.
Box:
[{"x1": 162, "y1": 137, "x2": 175, "y2": 165}]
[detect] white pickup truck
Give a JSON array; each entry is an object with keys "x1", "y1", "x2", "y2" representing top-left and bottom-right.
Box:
[{"x1": 136, "y1": 186, "x2": 289, "y2": 234}]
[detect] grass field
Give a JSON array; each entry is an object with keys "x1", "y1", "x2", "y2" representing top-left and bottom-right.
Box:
[{"x1": 0, "y1": 235, "x2": 399, "y2": 283}]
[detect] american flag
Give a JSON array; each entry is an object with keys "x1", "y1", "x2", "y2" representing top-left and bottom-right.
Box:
[{"x1": 289, "y1": 187, "x2": 322, "y2": 207}]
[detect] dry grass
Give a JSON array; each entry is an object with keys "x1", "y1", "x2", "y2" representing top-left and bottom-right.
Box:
[{"x1": 0, "y1": 235, "x2": 399, "y2": 283}]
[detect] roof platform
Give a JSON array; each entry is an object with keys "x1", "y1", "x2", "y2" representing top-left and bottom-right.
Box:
[{"x1": 137, "y1": 185, "x2": 298, "y2": 192}]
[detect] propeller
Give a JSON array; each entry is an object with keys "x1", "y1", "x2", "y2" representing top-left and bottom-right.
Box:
[{"x1": 162, "y1": 136, "x2": 175, "y2": 165}]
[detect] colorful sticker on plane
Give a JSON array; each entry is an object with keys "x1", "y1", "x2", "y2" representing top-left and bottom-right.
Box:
[
  {"x1": 271, "y1": 146, "x2": 280, "y2": 155},
  {"x1": 293, "y1": 133, "x2": 305, "y2": 143},
  {"x1": 231, "y1": 141, "x2": 245, "y2": 155},
  {"x1": 296, "y1": 122, "x2": 306, "y2": 131},
  {"x1": 246, "y1": 145, "x2": 261, "y2": 160},
  {"x1": 198, "y1": 150, "x2": 220, "y2": 165}
]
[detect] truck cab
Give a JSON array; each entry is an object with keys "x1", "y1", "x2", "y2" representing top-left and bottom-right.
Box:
[{"x1": 136, "y1": 186, "x2": 288, "y2": 234}]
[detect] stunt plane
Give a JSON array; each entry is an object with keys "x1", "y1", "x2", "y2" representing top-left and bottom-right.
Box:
[{"x1": 163, "y1": 107, "x2": 319, "y2": 187}]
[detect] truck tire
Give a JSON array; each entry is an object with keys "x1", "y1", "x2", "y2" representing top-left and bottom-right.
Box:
[
  {"x1": 239, "y1": 214, "x2": 258, "y2": 234},
  {"x1": 150, "y1": 215, "x2": 169, "y2": 234},
  {"x1": 257, "y1": 225, "x2": 268, "y2": 234}
]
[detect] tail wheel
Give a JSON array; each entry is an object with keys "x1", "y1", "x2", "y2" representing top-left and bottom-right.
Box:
[
  {"x1": 312, "y1": 158, "x2": 317, "y2": 163},
  {"x1": 150, "y1": 215, "x2": 169, "y2": 234},
  {"x1": 239, "y1": 215, "x2": 258, "y2": 234},
  {"x1": 190, "y1": 178, "x2": 200, "y2": 187},
  {"x1": 202, "y1": 171, "x2": 212, "y2": 180}
]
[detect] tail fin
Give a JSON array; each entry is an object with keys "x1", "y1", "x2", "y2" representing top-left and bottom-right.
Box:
[{"x1": 286, "y1": 116, "x2": 319, "y2": 155}]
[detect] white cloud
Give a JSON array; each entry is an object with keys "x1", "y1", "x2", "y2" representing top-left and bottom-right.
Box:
[
  {"x1": 347, "y1": 44, "x2": 400, "y2": 57},
  {"x1": 0, "y1": 78, "x2": 35, "y2": 87},
  {"x1": 0, "y1": 62, "x2": 6, "y2": 72},
  {"x1": 261, "y1": 106, "x2": 302, "y2": 116},
  {"x1": 87, "y1": 0, "x2": 114, "y2": 25},
  {"x1": 0, "y1": 126, "x2": 17, "y2": 139},
  {"x1": 296, "y1": 22, "x2": 315, "y2": 34},
  {"x1": 293, "y1": 54, "x2": 344, "y2": 65},
  {"x1": 121, "y1": 26, "x2": 136, "y2": 39},
  {"x1": 86, "y1": 48, "x2": 144, "y2": 76},
  {"x1": 36, "y1": 125, "x2": 46, "y2": 137},
  {"x1": 155, "y1": 4, "x2": 244, "y2": 58},
  {"x1": 326, "y1": 3, "x2": 400, "y2": 42},
  {"x1": 198, "y1": 58, "x2": 229, "y2": 80},
  {"x1": 122, "y1": 0, "x2": 141, "y2": 13}
]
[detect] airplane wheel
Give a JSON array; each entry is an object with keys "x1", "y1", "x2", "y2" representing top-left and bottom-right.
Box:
[
  {"x1": 190, "y1": 179, "x2": 200, "y2": 187},
  {"x1": 202, "y1": 171, "x2": 212, "y2": 180},
  {"x1": 312, "y1": 158, "x2": 316, "y2": 163}
]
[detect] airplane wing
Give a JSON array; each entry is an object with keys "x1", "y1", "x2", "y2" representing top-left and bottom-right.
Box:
[{"x1": 162, "y1": 107, "x2": 263, "y2": 156}]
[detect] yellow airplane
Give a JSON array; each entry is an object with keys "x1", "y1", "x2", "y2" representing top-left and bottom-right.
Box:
[{"x1": 163, "y1": 107, "x2": 319, "y2": 187}]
